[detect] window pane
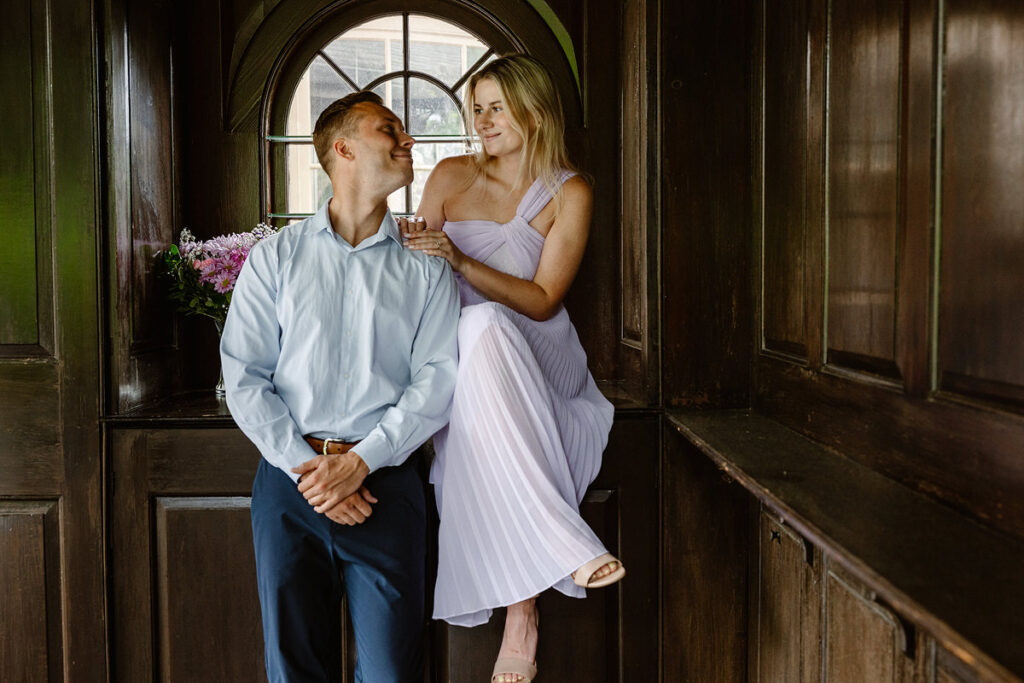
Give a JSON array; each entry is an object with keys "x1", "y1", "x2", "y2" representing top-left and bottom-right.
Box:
[
  {"x1": 286, "y1": 56, "x2": 353, "y2": 136},
  {"x1": 411, "y1": 142, "x2": 469, "y2": 211},
  {"x1": 286, "y1": 144, "x2": 330, "y2": 214},
  {"x1": 409, "y1": 15, "x2": 488, "y2": 87},
  {"x1": 409, "y1": 78, "x2": 463, "y2": 135},
  {"x1": 330, "y1": 15, "x2": 403, "y2": 87},
  {"x1": 372, "y1": 78, "x2": 406, "y2": 127}
]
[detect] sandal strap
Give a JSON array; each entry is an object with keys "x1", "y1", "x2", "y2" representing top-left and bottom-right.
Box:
[
  {"x1": 491, "y1": 656, "x2": 537, "y2": 681},
  {"x1": 574, "y1": 553, "x2": 620, "y2": 586}
]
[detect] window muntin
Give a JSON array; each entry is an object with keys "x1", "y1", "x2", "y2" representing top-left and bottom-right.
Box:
[{"x1": 268, "y1": 14, "x2": 496, "y2": 222}]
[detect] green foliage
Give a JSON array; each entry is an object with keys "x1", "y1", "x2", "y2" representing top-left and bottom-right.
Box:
[{"x1": 160, "y1": 248, "x2": 230, "y2": 325}]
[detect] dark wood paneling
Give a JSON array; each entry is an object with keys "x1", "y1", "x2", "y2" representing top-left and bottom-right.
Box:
[
  {"x1": 761, "y1": 0, "x2": 810, "y2": 358},
  {"x1": 662, "y1": 426, "x2": 748, "y2": 682},
  {"x1": 757, "y1": 358, "x2": 1024, "y2": 541},
  {"x1": 898, "y1": 0, "x2": 938, "y2": 396},
  {"x1": 154, "y1": 497, "x2": 266, "y2": 681},
  {"x1": 661, "y1": 0, "x2": 753, "y2": 407},
  {"x1": 0, "y1": 0, "x2": 105, "y2": 678},
  {"x1": 755, "y1": 513, "x2": 820, "y2": 683},
  {"x1": 824, "y1": 566, "x2": 900, "y2": 681},
  {"x1": 826, "y1": 0, "x2": 902, "y2": 377},
  {"x1": 105, "y1": 0, "x2": 182, "y2": 411},
  {"x1": 669, "y1": 410, "x2": 1024, "y2": 681},
  {"x1": 939, "y1": 0, "x2": 1024, "y2": 409},
  {"x1": 0, "y1": 502, "x2": 62, "y2": 681},
  {"x1": 617, "y1": 0, "x2": 659, "y2": 405},
  {"x1": 0, "y1": 0, "x2": 40, "y2": 346},
  {"x1": 0, "y1": 364, "x2": 62, "y2": 495},
  {"x1": 128, "y1": 0, "x2": 177, "y2": 349}
]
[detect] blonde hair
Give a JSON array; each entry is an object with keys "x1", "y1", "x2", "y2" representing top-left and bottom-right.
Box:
[{"x1": 464, "y1": 54, "x2": 580, "y2": 210}]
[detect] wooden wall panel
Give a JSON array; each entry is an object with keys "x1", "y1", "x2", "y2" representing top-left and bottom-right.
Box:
[
  {"x1": 661, "y1": 0, "x2": 753, "y2": 408},
  {"x1": 154, "y1": 498, "x2": 266, "y2": 682},
  {"x1": 754, "y1": 513, "x2": 821, "y2": 683},
  {"x1": 0, "y1": 502, "x2": 62, "y2": 681},
  {"x1": 105, "y1": 0, "x2": 184, "y2": 411},
  {"x1": 0, "y1": 0, "x2": 41, "y2": 346},
  {"x1": 826, "y1": 0, "x2": 902, "y2": 377},
  {"x1": 762, "y1": 0, "x2": 810, "y2": 358},
  {"x1": 661, "y1": 427, "x2": 748, "y2": 682},
  {"x1": 939, "y1": 0, "x2": 1024, "y2": 408},
  {"x1": 824, "y1": 569, "x2": 900, "y2": 681},
  {"x1": 127, "y1": 0, "x2": 177, "y2": 349}
]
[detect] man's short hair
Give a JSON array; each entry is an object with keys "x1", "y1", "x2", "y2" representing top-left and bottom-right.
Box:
[{"x1": 312, "y1": 91, "x2": 384, "y2": 173}]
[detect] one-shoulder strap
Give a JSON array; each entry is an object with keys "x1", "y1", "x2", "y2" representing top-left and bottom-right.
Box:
[{"x1": 515, "y1": 170, "x2": 577, "y2": 222}]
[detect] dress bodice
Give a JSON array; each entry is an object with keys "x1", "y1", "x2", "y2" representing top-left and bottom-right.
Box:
[{"x1": 442, "y1": 170, "x2": 576, "y2": 307}]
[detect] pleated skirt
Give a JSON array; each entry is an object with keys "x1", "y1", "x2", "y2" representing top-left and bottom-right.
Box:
[{"x1": 430, "y1": 302, "x2": 615, "y2": 627}]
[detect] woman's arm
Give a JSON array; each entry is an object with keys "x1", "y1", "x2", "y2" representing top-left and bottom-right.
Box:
[{"x1": 408, "y1": 175, "x2": 593, "y2": 322}]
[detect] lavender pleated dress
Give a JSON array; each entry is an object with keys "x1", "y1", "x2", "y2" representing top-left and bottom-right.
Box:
[{"x1": 430, "y1": 170, "x2": 615, "y2": 627}]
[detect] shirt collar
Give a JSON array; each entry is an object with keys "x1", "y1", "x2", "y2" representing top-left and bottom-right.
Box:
[{"x1": 313, "y1": 198, "x2": 403, "y2": 249}]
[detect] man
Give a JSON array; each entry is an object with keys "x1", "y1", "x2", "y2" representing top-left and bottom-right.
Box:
[{"x1": 221, "y1": 91, "x2": 459, "y2": 682}]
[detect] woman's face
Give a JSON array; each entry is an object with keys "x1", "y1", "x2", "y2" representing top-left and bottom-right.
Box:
[{"x1": 472, "y1": 78, "x2": 524, "y2": 157}]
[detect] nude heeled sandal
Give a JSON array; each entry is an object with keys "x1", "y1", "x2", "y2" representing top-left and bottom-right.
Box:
[
  {"x1": 572, "y1": 553, "x2": 626, "y2": 588},
  {"x1": 491, "y1": 656, "x2": 537, "y2": 683}
]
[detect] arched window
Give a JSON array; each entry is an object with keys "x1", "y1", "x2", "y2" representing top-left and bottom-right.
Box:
[{"x1": 264, "y1": 12, "x2": 511, "y2": 222}]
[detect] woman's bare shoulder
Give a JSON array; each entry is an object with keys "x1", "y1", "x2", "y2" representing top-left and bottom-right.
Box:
[
  {"x1": 429, "y1": 154, "x2": 478, "y2": 189},
  {"x1": 560, "y1": 173, "x2": 593, "y2": 208}
]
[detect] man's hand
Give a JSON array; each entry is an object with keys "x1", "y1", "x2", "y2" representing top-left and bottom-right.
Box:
[
  {"x1": 324, "y1": 486, "x2": 379, "y2": 525},
  {"x1": 292, "y1": 451, "x2": 370, "y2": 514}
]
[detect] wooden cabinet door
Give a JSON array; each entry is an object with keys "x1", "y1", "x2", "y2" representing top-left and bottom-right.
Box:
[
  {"x1": 822, "y1": 562, "x2": 926, "y2": 683},
  {"x1": 0, "y1": 0, "x2": 103, "y2": 679},
  {"x1": 753, "y1": 511, "x2": 822, "y2": 683}
]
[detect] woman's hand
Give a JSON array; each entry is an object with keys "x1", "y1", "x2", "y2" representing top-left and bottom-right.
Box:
[{"x1": 403, "y1": 219, "x2": 467, "y2": 272}]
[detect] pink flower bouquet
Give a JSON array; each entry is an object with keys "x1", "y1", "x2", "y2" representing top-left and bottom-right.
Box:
[{"x1": 161, "y1": 224, "x2": 278, "y2": 326}]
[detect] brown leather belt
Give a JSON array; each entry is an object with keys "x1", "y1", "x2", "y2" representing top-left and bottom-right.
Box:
[{"x1": 304, "y1": 436, "x2": 356, "y2": 455}]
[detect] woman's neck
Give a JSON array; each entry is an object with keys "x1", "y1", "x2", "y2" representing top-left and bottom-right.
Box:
[{"x1": 485, "y1": 153, "x2": 530, "y2": 191}]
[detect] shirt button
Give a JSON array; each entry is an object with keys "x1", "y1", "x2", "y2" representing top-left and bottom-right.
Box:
[{"x1": 344, "y1": 373, "x2": 350, "y2": 378}]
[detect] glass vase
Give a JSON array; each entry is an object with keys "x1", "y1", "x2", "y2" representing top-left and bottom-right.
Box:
[{"x1": 214, "y1": 319, "x2": 226, "y2": 398}]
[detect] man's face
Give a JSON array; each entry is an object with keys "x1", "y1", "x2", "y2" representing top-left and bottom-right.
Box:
[{"x1": 344, "y1": 102, "x2": 415, "y2": 194}]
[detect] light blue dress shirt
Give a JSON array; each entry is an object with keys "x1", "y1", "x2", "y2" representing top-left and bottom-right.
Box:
[{"x1": 221, "y1": 200, "x2": 460, "y2": 482}]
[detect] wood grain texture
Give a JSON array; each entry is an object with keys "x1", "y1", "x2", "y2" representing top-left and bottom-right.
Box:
[
  {"x1": 939, "y1": 0, "x2": 1024, "y2": 408},
  {"x1": 826, "y1": 0, "x2": 902, "y2": 376},
  {"x1": 662, "y1": 426, "x2": 748, "y2": 683},
  {"x1": 0, "y1": 0, "x2": 40, "y2": 346},
  {"x1": 667, "y1": 410, "x2": 1024, "y2": 681},
  {"x1": 154, "y1": 498, "x2": 266, "y2": 681},
  {"x1": 761, "y1": 0, "x2": 810, "y2": 358},
  {"x1": 0, "y1": 502, "x2": 61, "y2": 681},
  {"x1": 755, "y1": 512, "x2": 821, "y2": 683},
  {"x1": 756, "y1": 358, "x2": 1024, "y2": 541},
  {"x1": 661, "y1": 0, "x2": 753, "y2": 408}
]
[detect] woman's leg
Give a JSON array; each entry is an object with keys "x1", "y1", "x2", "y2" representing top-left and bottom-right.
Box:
[{"x1": 493, "y1": 597, "x2": 539, "y2": 683}]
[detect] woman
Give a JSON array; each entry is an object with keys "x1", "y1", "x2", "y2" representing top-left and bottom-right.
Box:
[{"x1": 405, "y1": 54, "x2": 624, "y2": 683}]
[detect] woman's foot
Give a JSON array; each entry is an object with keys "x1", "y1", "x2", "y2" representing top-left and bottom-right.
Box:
[
  {"x1": 572, "y1": 553, "x2": 627, "y2": 588},
  {"x1": 491, "y1": 598, "x2": 539, "y2": 683}
]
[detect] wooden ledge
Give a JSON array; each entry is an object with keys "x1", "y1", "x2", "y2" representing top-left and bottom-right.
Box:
[{"x1": 666, "y1": 409, "x2": 1024, "y2": 682}]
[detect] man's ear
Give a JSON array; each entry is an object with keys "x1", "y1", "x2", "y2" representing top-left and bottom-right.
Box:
[{"x1": 333, "y1": 137, "x2": 354, "y2": 162}]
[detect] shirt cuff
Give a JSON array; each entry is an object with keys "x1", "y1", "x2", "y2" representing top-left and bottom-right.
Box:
[
  {"x1": 352, "y1": 431, "x2": 392, "y2": 473},
  {"x1": 281, "y1": 437, "x2": 318, "y2": 484}
]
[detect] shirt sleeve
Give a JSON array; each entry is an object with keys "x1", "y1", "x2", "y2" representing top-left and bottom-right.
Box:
[
  {"x1": 220, "y1": 240, "x2": 314, "y2": 482},
  {"x1": 353, "y1": 261, "x2": 460, "y2": 471}
]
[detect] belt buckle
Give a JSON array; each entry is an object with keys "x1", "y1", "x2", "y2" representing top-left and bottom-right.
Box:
[{"x1": 320, "y1": 437, "x2": 342, "y2": 456}]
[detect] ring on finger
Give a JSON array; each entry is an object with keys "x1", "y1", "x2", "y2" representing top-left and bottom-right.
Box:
[{"x1": 434, "y1": 239, "x2": 441, "y2": 249}]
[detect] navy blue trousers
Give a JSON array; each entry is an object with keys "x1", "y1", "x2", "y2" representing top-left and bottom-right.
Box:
[{"x1": 251, "y1": 456, "x2": 426, "y2": 683}]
